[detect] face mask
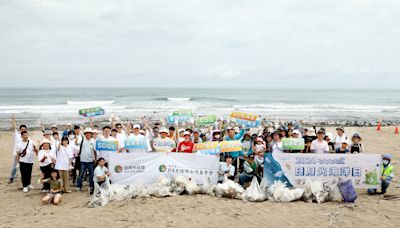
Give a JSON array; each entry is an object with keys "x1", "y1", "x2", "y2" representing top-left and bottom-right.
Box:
[
  {"x1": 383, "y1": 160, "x2": 389, "y2": 166},
  {"x1": 214, "y1": 135, "x2": 221, "y2": 139}
]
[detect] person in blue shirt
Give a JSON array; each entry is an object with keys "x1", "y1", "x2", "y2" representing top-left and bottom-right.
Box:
[
  {"x1": 335, "y1": 139, "x2": 349, "y2": 153},
  {"x1": 223, "y1": 126, "x2": 245, "y2": 176}
]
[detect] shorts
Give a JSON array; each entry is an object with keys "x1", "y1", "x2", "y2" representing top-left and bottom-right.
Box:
[{"x1": 47, "y1": 193, "x2": 62, "y2": 200}]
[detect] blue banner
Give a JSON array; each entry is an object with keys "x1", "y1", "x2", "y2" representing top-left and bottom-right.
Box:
[
  {"x1": 124, "y1": 137, "x2": 148, "y2": 149},
  {"x1": 234, "y1": 118, "x2": 260, "y2": 128},
  {"x1": 167, "y1": 115, "x2": 191, "y2": 124},
  {"x1": 96, "y1": 140, "x2": 118, "y2": 151}
]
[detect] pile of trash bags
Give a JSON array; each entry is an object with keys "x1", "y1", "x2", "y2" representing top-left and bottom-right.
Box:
[{"x1": 89, "y1": 175, "x2": 348, "y2": 207}]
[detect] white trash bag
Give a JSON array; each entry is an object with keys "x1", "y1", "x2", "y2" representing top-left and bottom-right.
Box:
[
  {"x1": 198, "y1": 178, "x2": 216, "y2": 196},
  {"x1": 108, "y1": 185, "x2": 131, "y2": 201},
  {"x1": 280, "y1": 187, "x2": 296, "y2": 203},
  {"x1": 329, "y1": 182, "x2": 343, "y2": 202},
  {"x1": 267, "y1": 181, "x2": 286, "y2": 201},
  {"x1": 242, "y1": 177, "x2": 267, "y2": 202},
  {"x1": 215, "y1": 176, "x2": 244, "y2": 199},
  {"x1": 172, "y1": 175, "x2": 189, "y2": 195},
  {"x1": 185, "y1": 178, "x2": 201, "y2": 195}
]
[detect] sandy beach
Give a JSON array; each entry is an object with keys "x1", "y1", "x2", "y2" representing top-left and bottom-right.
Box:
[{"x1": 0, "y1": 126, "x2": 399, "y2": 228}]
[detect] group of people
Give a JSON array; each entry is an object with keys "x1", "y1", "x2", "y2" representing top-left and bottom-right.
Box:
[{"x1": 8, "y1": 114, "x2": 394, "y2": 205}]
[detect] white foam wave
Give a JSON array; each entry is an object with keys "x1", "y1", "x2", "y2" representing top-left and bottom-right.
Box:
[
  {"x1": 66, "y1": 100, "x2": 116, "y2": 105},
  {"x1": 167, "y1": 97, "x2": 191, "y2": 102}
]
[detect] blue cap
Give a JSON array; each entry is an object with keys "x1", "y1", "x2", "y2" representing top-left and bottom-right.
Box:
[{"x1": 383, "y1": 154, "x2": 392, "y2": 160}]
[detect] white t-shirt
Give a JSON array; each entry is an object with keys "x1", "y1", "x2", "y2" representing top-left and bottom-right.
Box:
[
  {"x1": 218, "y1": 162, "x2": 235, "y2": 182},
  {"x1": 93, "y1": 166, "x2": 109, "y2": 183},
  {"x1": 271, "y1": 141, "x2": 283, "y2": 153},
  {"x1": 311, "y1": 139, "x2": 329, "y2": 154},
  {"x1": 55, "y1": 145, "x2": 74, "y2": 170},
  {"x1": 153, "y1": 137, "x2": 176, "y2": 152},
  {"x1": 17, "y1": 140, "x2": 36, "y2": 163},
  {"x1": 38, "y1": 149, "x2": 56, "y2": 167},
  {"x1": 334, "y1": 134, "x2": 347, "y2": 150},
  {"x1": 12, "y1": 130, "x2": 22, "y2": 156},
  {"x1": 116, "y1": 132, "x2": 127, "y2": 148},
  {"x1": 96, "y1": 136, "x2": 118, "y2": 162}
]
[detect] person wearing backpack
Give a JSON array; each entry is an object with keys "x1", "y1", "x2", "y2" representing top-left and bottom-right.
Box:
[
  {"x1": 76, "y1": 128, "x2": 96, "y2": 194},
  {"x1": 368, "y1": 154, "x2": 395, "y2": 195},
  {"x1": 16, "y1": 131, "x2": 38, "y2": 193}
]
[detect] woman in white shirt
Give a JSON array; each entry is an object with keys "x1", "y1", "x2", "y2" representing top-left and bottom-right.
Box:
[
  {"x1": 17, "y1": 131, "x2": 38, "y2": 193},
  {"x1": 55, "y1": 137, "x2": 74, "y2": 193},
  {"x1": 38, "y1": 139, "x2": 56, "y2": 192},
  {"x1": 269, "y1": 131, "x2": 284, "y2": 153}
]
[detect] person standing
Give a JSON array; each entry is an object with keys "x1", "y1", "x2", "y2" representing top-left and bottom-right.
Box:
[
  {"x1": 16, "y1": 131, "x2": 38, "y2": 192},
  {"x1": 9, "y1": 115, "x2": 27, "y2": 184},
  {"x1": 76, "y1": 128, "x2": 96, "y2": 194},
  {"x1": 177, "y1": 131, "x2": 194, "y2": 153},
  {"x1": 334, "y1": 127, "x2": 347, "y2": 150},
  {"x1": 311, "y1": 130, "x2": 329, "y2": 153},
  {"x1": 38, "y1": 139, "x2": 56, "y2": 192},
  {"x1": 55, "y1": 137, "x2": 74, "y2": 193},
  {"x1": 123, "y1": 124, "x2": 149, "y2": 153},
  {"x1": 153, "y1": 128, "x2": 176, "y2": 152}
]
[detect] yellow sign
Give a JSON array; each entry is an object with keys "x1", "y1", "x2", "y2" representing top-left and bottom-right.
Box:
[
  {"x1": 220, "y1": 140, "x2": 242, "y2": 153},
  {"x1": 230, "y1": 112, "x2": 258, "y2": 121},
  {"x1": 194, "y1": 142, "x2": 219, "y2": 151}
]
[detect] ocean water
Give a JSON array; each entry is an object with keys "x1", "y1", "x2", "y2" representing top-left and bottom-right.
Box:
[{"x1": 0, "y1": 88, "x2": 399, "y2": 128}]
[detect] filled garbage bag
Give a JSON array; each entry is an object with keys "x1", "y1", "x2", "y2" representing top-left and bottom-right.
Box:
[
  {"x1": 267, "y1": 181, "x2": 286, "y2": 201},
  {"x1": 242, "y1": 177, "x2": 267, "y2": 202},
  {"x1": 215, "y1": 176, "x2": 244, "y2": 199},
  {"x1": 338, "y1": 180, "x2": 357, "y2": 203},
  {"x1": 329, "y1": 182, "x2": 343, "y2": 202}
]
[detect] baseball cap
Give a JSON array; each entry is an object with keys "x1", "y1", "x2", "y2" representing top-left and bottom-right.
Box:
[{"x1": 133, "y1": 124, "x2": 141, "y2": 129}]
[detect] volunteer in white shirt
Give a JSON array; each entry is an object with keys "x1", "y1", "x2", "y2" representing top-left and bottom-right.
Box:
[
  {"x1": 123, "y1": 124, "x2": 149, "y2": 153},
  {"x1": 55, "y1": 137, "x2": 74, "y2": 193},
  {"x1": 96, "y1": 126, "x2": 118, "y2": 165},
  {"x1": 269, "y1": 131, "x2": 284, "y2": 153},
  {"x1": 333, "y1": 127, "x2": 347, "y2": 150},
  {"x1": 9, "y1": 115, "x2": 27, "y2": 184},
  {"x1": 153, "y1": 128, "x2": 176, "y2": 152},
  {"x1": 38, "y1": 139, "x2": 56, "y2": 192},
  {"x1": 311, "y1": 130, "x2": 329, "y2": 154},
  {"x1": 17, "y1": 131, "x2": 38, "y2": 193}
]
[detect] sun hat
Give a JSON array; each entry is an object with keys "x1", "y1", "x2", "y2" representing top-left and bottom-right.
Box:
[
  {"x1": 84, "y1": 128, "x2": 93, "y2": 134},
  {"x1": 336, "y1": 127, "x2": 345, "y2": 132},
  {"x1": 179, "y1": 128, "x2": 185, "y2": 133},
  {"x1": 293, "y1": 130, "x2": 300, "y2": 135},
  {"x1": 340, "y1": 139, "x2": 348, "y2": 145},
  {"x1": 133, "y1": 124, "x2": 141, "y2": 129},
  {"x1": 183, "y1": 131, "x2": 191, "y2": 136},
  {"x1": 234, "y1": 127, "x2": 240, "y2": 133},
  {"x1": 352, "y1": 133, "x2": 362, "y2": 141},
  {"x1": 43, "y1": 129, "x2": 52, "y2": 135},
  {"x1": 159, "y1": 128, "x2": 168, "y2": 134},
  {"x1": 41, "y1": 139, "x2": 52, "y2": 146}
]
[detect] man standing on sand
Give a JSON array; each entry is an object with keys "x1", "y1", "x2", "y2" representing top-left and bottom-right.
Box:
[
  {"x1": 311, "y1": 130, "x2": 329, "y2": 154},
  {"x1": 76, "y1": 128, "x2": 96, "y2": 194},
  {"x1": 9, "y1": 115, "x2": 27, "y2": 184}
]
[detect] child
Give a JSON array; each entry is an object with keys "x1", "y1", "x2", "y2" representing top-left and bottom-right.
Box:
[
  {"x1": 55, "y1": 137, "x2": 74, "y2": 193},
  {"x1": 93, "y1": 157, "x2": 110, "y2": 189},
  {"x1": 350, "y1": 133, "x2": 364, "y2": 154},
  {"x1": 38, "y1": 139, "x2": 56, "y2": 192},
  {"x1": 42, "y1": 170, "x2": 63, "y2": 205},
  {"x1": 253, "y1": 137, "x2": 266, "y2": 155},
  {"x1": 335, "y1": 139, "x2": 349, "y2": 153}
]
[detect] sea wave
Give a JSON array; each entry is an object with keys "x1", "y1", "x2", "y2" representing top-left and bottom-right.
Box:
[{"x1": 66, "y1": 100, "x2": 116, "y2": 105}]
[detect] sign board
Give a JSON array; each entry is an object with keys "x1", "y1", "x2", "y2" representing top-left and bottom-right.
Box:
[
  {"x1": 263, "y1": 153, "x2": 382, "y2": 189},
  {"x1": 196, "y1": 115, "x2": 217, "y2": 126},
  {"x1": 109, "y1": 152, "x2": 219, "y2": 185},
  {"x1": 282, "y1": 138, "x2": 305, "y2": 150},
  {"x1": 95, "y1": 140, "x2": 118, "y2": 151},
  {"x1": 79, "y1": 107, "x2": 105, "y2": 117}
]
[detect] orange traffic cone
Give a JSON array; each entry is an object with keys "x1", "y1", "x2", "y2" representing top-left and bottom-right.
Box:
[
  {"x1": 395, "y1": 126, "x2": 399, "y2": 134},
  {"x1": 377, "y1": 122, "x2": 381, "y2": 131}
]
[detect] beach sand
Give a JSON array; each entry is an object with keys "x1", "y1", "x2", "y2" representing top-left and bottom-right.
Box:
[{"x1": 0, "y1": 127, "x2": 399, "y2": 228}]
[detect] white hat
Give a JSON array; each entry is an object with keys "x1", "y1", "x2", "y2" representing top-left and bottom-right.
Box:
[
  {"x1": 293, "y1": 130, "x2": 300, "y2": 135},
  {"x1": 92, "y1": 129, "x2": 99, "y2": 134},
  {"x1": 84, "y1": 128, "x2": 93, "y2": 134},
  {"x1": 133, "y1": 124, "x2": 141, "y2": 129},
  {"x1": 41, "y1": 139, "x2": 52, "y2": 146},
  {"x1": 178, "y1": 128, "x2": 185, "y2": 133},
  {"x1": 159, "y1": 127, "x2": 168, "y2": 134},
  {"x1": 340, "y1": 139, "x2": 349, "y2": 144},
  {"x1": 234, "y1": 127, "x2": 240, "y2": 133},
  {"x1": 67, "y1": 123, "x2": 72, "y2": 126},
  {"x1": 325, "y1": 132, "x2": 333, "y2": 140},
  {"x1": 183, "y1": 131, "x2": 191, "y2": 136}
]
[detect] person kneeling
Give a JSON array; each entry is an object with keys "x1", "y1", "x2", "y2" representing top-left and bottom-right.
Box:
[
  {"x1": 93, "y1": 157, "x2": 110, "y2": 195},
  {"x1": 41, "y1": 170, "x2": 63, "y2": 205},
  {"x1": 239, "y1": 154, "x2": 261, "y2": 186},
  {"x1": 368, "y1": 154, "x2": 395, "y2": 195}
]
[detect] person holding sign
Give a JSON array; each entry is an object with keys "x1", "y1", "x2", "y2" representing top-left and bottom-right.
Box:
[
  {"x1": 153, "y1": 128, "x2": 176, "y2": 152},
  {"x1": 123, "y1": 124, "x2": 149, "y2": 153},
  {"x1": 96, "y1": 126, "x2": 118, "y2": 166},
  {"x1": 177, "y1": 131, "x2": 194, "y2": 153}
]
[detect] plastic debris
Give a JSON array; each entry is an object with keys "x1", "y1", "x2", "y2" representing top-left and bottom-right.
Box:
[{"x1": 242, "y1": 177, "x2": 267, "y2": 202}]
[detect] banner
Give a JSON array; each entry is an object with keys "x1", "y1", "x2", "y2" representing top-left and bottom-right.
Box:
[
  {"x1": 124, "y1": 136, "x2": 147, "y2": 149},
  {"x1": 230, "y1": 111, "x2": 260, "y2": 128},
  {"x1": 282, "y1": 138, "x2": 305, "y2": 150},
  {"x1": 194, "y1": 141, "x2": 220, "y2": 155},
  {"x1": 172, "y1": 110, "x2": 193, "y2": 117},
  {"x1": 96, "y1": 140, "x2": 118, "y2": 151},
  {"x1": 230, "y1": 111, "x2": 258, "y2": 121},
  {"x1": 167, "y1": 115, "x2": 191, "y2": 124},
  {"x1": 195, "y1": 115, "x2": 217, "y2": 126},
  {"x1": 264, "y1": 153, "x2": 382, "y2": 189},
  {"x1": 79, "y1": 107, "x2": 105, "y2": 117},
  {"x1": 109, "y1": 152, "x2": 219, "y2": 185},
  {"x1": 220, "y1": 140, "x2": 242, "y2": 153}
]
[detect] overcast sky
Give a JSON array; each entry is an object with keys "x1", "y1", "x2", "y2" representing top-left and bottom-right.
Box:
[{"x1": 0, "y1": 0, "x2": 399, "y2": 88}]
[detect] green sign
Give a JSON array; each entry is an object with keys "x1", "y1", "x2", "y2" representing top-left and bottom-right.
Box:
[
  {"x1": 196, "y1": 115, "x2": 217, "y2": 126},
  {"x1": 282, "y1": 138, "x2": 305, "y2": 150},
  {"x1": 79, "y1": 107, "x2": 105, "y2": 117},
  {"x1": 172, "y1": 110, "x2": 193, "y2": 117}
]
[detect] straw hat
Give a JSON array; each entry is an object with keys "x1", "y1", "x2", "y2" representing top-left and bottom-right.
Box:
[
  {"x1": 84, "y1": 128, "x2": 93, "y2": 134},
  {"x1": 41, "y1": 139, "x2": 52, "y2": 146}
]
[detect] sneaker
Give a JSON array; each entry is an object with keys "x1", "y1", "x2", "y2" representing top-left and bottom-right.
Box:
[
  {"x1": 65, "y1": 190, "x2": 72, "y2": 193},
  {"x1": 8, "y1": 179, "x2": 13, "y2": 184},
  {"x1": 42, "y1": 189, "x2": 49, "y2": 193},
  {"x1": 28, "y1": 185, "x2": 35, "y2": 190},
  {"x1": 76, "y1": 187, "x2": 81, "y2": 191},
  {"x1": 23, "y1": 187, "x2": 29, "y2": 193}
]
